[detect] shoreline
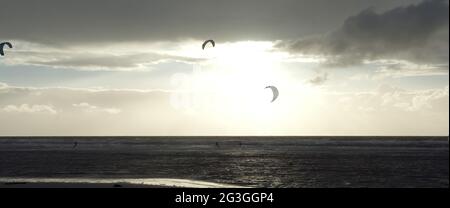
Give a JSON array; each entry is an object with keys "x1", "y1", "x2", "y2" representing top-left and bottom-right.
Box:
[
  {"x1": 0, "y1": 178, "x2": 246, "y2": 188},
  {"x1": 1, "y1": 182, "x2": 168, "y2": 188}
]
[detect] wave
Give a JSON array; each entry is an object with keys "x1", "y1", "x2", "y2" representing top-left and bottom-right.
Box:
[{"x1": 0, "y1": 177, "x2": 246, "y2": 188}]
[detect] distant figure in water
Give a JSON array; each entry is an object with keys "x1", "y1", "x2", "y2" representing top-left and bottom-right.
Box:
[
  {"x1": 215, "y1": 142, "x2": 220, "y2": 148},
  {"x1": 72, "y1": 142, "x2": 78, "y2": 149}
]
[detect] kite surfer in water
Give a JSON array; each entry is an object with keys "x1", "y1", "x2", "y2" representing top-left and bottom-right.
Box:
[{"x1": 72, "y1": 141, "x2": 78, "y2": 149}]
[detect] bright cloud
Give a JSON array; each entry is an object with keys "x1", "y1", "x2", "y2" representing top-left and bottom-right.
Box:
[
  {"x1": 2, "y1": 104, "x2": 57, "y2": 114},
  {"x1": 73, "y1": 102, "x2": 121, "y2": 114},
  {"x1": 2, "y1": 41, "x2": 205, "y2": 71},
  {"x1": 0, "y1": 82, "x2": 447, "y2": 136}
]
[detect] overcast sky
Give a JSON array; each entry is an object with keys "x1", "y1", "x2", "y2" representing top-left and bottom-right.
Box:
[{"x1": 0, "y1": 0, "x2": 448, "y2": 136}]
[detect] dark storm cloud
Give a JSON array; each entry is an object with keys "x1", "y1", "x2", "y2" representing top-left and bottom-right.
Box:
[
  {"x1": 277, "y1": 0, "x2": 449, "y2": 65},
  {"x1": 0, "y1": 0, "x2": 420, "y2": 45}
]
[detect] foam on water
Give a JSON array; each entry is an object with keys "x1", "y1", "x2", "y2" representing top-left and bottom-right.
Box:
[{"x1": 0, "y1": 177, "x2": 245, "y2": 188}]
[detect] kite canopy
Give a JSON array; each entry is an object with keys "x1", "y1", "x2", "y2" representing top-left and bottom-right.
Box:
[
  {"x1": 202, "y1": 40, "x2": 215, "y2": 50},
  {"x1": 265, "y1": 86, "x2": 279, "y2": 103},
  {"x1": 0, "y1": 42, "x2": 13, "y2": 56}
]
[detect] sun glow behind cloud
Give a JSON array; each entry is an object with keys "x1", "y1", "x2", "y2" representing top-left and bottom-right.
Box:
[{"x1": 165, "y1": 41, "x2": 319, "y2": 132}]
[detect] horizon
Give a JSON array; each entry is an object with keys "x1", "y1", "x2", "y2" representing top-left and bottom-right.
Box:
[{"x1": 0, "y1": 135, "x2": 448, "y2": 138}]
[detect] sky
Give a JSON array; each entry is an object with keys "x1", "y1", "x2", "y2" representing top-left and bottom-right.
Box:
[{"x1": 0, "y1": 0, "x2": 448, "y2": 136}]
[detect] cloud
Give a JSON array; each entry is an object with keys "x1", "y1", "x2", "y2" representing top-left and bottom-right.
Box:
[
  {"x1": 24, "y1": 52, "x2": 201, "y2": 71},
  {"x1": 73, "y1": 102, "x2": 121, "y2": 114},
  {"x1": 2, "y1": 0, "x2": 435, "y2": 71},
  {"x1": 0, "y1": 82, "x2": 448, "y2": 135},
  {"x1": 0, "y1": 82, "x2": 8, "y2": 89},
  {"x1": 308, "y1": 72, "x2": 328, "y2": 85},
  {"x1": 0, "y1": 0, "x2": 423, "y2": 45},
  {"x1": 405, "y1": 86, "x2": 449, "y2": 111},
  {"x1": 0, "y1": 84, "x2": 172, "y2": 117},
  {"x1": 336, "y1": 84, "x2": 449, "y2": 113},
  {"x1": 2, "y1": 42, "x2": 205, "y2": 71},
  {"x1": 2, "y1": 104, "x2": 57, "y2": 114},
  {"x1": 0, "y1": 83, "x2": 185, "y2": 135},
  {"x1": 0, "y1": 84, "x2": 171, "y2": 106},
  {"x1": 277, "y1": 0, "x2": 449, "y2": 66},
  {"x1": 372, "y1": 60, "x2": 449, "y2": 78}
]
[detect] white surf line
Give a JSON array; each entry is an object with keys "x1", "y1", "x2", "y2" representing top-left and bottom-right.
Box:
[{"x1": 0, "y1": 178, "x2": 247, "y2": 188}]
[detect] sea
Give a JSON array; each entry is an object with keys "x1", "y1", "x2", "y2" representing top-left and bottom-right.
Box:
[{"x1": 0, "y1": 136, "x2": 448, "y2": 188}]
